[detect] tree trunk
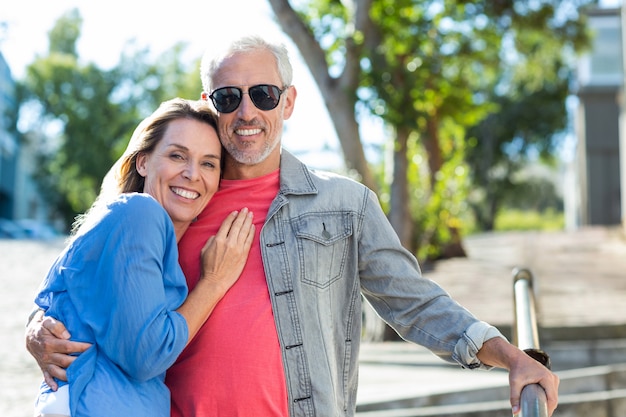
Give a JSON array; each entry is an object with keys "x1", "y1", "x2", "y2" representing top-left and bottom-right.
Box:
[
  {"x1": 424, "y1": 115, "x2": 466, "y2": 259},
  {"x1": 267, "y1": 0, "x2": 378, "y2": 193},
  {"x1": 389, "y1": 126, "x2": 413, "y2": 250},
  {"x1": 423, "y1": 116, "x2": 443, "y2": 186}
]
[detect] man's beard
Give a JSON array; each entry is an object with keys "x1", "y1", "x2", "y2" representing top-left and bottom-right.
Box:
[{"x1": 224, "y1": 136, "x2": 280, "y2": 166}]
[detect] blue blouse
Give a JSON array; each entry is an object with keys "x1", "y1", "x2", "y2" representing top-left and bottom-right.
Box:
[{"x1": 35, "y1": 193, "x2": 189, "y2": 417}]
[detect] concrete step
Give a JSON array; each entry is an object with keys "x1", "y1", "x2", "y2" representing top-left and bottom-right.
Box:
[
  {"x1": 356, "y1": 389, "x2": 626, "y2": 417},
  {"x1": 546, "y1": 337, "x2": 626, "y2": 370},
  {"x1": 357, "y1": 364, "x2": 626, "y2": 417},
  {"x1": 356, "y1": 342, "x2": 626, "y2": 417}
]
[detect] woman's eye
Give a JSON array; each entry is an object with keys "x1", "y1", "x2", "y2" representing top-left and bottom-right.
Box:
[{"x1": 170, "y1": 153, "x2": 184, "y2": 160}]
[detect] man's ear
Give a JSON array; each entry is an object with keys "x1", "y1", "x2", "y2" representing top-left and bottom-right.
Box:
[{"x1": 282, "y1": 85, "x2": 297, "y2": 120}]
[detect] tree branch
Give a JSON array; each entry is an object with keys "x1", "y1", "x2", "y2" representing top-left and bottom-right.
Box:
[{"x1": 267, "y1": 0, "x2": 334, "y2": 90}]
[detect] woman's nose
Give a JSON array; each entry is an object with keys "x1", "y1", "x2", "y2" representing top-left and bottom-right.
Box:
[{"x1": 183, "y1": 163, "x2": 198, "y2": 180}]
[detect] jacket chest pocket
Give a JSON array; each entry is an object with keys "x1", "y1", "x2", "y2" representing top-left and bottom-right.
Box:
[{"x1": 293, "y1": 212, "x2": 353, "y2": 289}]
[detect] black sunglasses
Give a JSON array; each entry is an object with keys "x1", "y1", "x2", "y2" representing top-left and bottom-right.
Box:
[{"x1": 207, "y1": 84, "x2": 287, "y2": 113}]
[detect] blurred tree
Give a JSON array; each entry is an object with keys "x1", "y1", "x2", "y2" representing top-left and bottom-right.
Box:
[
  {"x1": 268, "y1": 0, "x2": 594, "y2": 259},
  {"x1": 464, "y1": 0, "x2": 592, "y2": 230},
  {"x1": 17, "y1": 9, "x2": 201, "y2": 229}
]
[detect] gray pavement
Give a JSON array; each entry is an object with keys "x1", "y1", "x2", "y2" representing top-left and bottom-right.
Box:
[{"x1": 2, "y1": 226, "x2": 625, "y2": 416}]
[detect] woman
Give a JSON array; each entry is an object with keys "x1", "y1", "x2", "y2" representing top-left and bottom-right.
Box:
[{"x1": 32, "y1": 98, "x2": 254, "y2": 417}]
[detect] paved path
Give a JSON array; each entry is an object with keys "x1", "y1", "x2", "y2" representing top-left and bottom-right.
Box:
[
  {"x1": 1, "y1": 238, "x2": 67, "y2": 417},
  {"x1": 2, "y1": 226, "x2": 625, "y2": 416},
  {"x1": 423, "y1": 227, "x2": 626, "y2": 332}
]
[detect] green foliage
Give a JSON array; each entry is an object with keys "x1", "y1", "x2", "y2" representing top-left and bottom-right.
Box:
[
  {"x1": 464, "y1": 0, "x2": 594, "y2": 231},
  {"x1": 47, "y1": 8, "x2": 82, "y2": 56},
  {"x1": 464, "y1": 173, "x2": 565, "y2": 235},
  {"x1": 17, "y1": 9, "x2": 202, "y2": 229},
  {"x1": 295, "y1": 0, "x2": 353, "y2": 72},
  {"x1": 286, "y1": 0, "x2": 594, "y2": 259},
  {"x1": 493, "y1": 208, "x2": 565, "y2": 232},
  {"x1": 413, "y1": 119, "x2": 471, "y2": 260}
]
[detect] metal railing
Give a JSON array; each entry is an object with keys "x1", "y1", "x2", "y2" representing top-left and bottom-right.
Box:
[{"x1": 512, "y1": 267, "x2": 550, "y2": 417}]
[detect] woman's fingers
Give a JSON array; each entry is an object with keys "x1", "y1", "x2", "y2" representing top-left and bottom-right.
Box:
[
  {"x1": 199, "y1": 209, "x2": 255, "y2": 287},
  {"x1": 215, "y1": 208, "x2": 253, "y2": 241}
]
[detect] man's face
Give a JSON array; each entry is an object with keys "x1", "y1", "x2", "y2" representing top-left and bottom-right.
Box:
[{"x1": 210, "y1": 49, "x2": 296, "y2": 176}]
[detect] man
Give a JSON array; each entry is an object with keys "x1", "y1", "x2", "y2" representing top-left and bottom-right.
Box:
[{"x1": 27, "y1": 35, "x2": 559, "y2": 417}]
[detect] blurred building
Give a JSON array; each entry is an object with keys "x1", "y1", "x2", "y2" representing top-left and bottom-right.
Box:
[
  {"x1": 570, "y1": 6, "x2": 624, "y2": 228},
  {"x1": 0, "y1": 51, "x2": 19, "y2": 219},
  {"x1": 0, "y1": 51, "x2": 57, "y2": 231}
]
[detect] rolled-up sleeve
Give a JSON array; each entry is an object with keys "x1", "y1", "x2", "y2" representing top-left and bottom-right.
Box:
[{"x1": 453, "y1": 321, "x2": 507, "y2": 370}]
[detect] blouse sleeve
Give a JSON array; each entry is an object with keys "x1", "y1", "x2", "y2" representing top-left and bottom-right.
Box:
[{"x1": 64, "y1": 194, "x2": 189, "y2": 381}]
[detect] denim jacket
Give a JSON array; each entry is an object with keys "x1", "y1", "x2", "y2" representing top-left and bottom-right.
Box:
[{"x1": 263, "y1": 151, "x2": 504, "y2": 417}]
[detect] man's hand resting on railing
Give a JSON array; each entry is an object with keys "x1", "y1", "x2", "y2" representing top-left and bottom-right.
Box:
[
  {"x1": 25, "y1": 310, "x2": 91, "y2": 390},
  {"x1": 477, "y1": 337, "x2": 559, "y2": 416}
]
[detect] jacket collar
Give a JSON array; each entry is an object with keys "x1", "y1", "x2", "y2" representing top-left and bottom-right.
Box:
[{"x1": 278, "y1": 149, "x2": 318, "y2": 196}]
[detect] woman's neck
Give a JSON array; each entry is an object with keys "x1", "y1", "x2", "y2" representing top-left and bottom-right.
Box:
[{"x1": 173, "y1": 222, "x2": 191, "y2": 243}]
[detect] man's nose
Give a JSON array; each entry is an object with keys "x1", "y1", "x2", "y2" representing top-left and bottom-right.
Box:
[{"x1": 236, "y1": 91, "x2": 256, "y2": 117}]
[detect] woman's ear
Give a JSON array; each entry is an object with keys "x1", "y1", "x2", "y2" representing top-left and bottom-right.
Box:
[{"x1": 136, "y1": 153, "x2": 148, "y2": 177}]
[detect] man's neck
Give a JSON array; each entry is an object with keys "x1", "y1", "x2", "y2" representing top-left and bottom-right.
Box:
[{"x1": 222, "y1": 153, "x2": 281, "y2": 180}]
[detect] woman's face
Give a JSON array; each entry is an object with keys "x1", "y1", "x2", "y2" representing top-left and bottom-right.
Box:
[{"x1": 137, "y1": 118, "x2": 221, "y2": 236}]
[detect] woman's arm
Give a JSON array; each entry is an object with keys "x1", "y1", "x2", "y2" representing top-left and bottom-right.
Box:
[
  {"x1": 86, "y1": 201, "x2": 253, "y2": 380},
  {"x1": 26, "y1": 201, "x2": 254, "y2": 384}
]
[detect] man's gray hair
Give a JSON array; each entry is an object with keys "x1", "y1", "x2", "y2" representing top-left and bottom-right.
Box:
[{"x1": 200, "y1": 35, "x2": 293, "y2": 93}]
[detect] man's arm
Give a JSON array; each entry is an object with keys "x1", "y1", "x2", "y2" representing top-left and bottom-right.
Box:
[
  {"x1": 477, "y1": 337, "x2": 559, "y2": 416},
  {"x1": 25, "y1": 310, "x2": 91, "y2": 390}
]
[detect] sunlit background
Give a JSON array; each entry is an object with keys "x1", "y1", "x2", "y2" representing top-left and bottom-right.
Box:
[
  {"x1": 0, "y1": 0, "x2": 388, "y2": 171},
  {"x1": 2, "y1": 3, "x2": 626, "y2": 417}
]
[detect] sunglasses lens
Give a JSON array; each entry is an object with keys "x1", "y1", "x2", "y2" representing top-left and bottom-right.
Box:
[
  {"x1": 211, "y1": 87, "x2": 242, "y2": 113},
  {"x1": 209, "y1": 85, "x2": 283, "y2": 113},
  {"x1": 249, "y1": 85, "x2": 282, "y2": 110}
]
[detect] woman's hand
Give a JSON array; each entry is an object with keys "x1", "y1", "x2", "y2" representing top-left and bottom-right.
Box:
[{"x1": 199, "y1": 208, "x2": 255, "y2": 293}]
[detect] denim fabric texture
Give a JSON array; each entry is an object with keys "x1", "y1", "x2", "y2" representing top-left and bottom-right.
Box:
[{"x1": 263, "y1": 151, "x2": 504, "y2": 417}]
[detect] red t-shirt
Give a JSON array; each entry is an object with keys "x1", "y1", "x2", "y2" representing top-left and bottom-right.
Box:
[{"x1": 166, "y1": 170, "x2": 288, "y2": 417}]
